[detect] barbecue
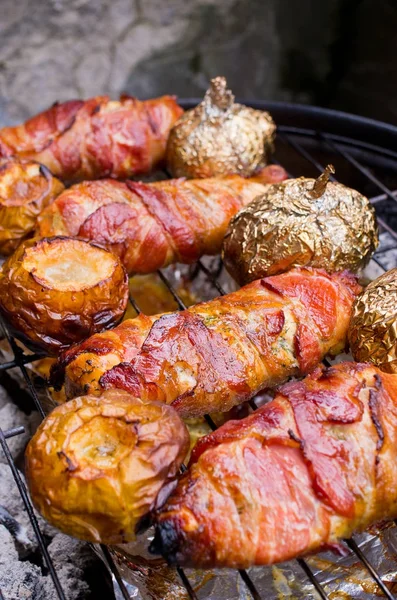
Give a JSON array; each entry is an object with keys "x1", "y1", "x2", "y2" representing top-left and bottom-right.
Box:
[{"x1": 2, "y1": 99, "x2": 397, "y2": 600}]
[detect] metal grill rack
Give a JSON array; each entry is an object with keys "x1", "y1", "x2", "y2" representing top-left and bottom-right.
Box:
[{"x1": 2, "y1": 101, "x2": 397, "y2": 600}]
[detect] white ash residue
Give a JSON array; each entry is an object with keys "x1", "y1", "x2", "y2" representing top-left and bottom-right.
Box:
[{"x1": 0, "y1": 401, "x2": 39, "y2": 467}]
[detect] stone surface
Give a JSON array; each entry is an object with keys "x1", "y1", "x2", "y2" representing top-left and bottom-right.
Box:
[{"x1": 0, "y1": 0, "x2": 395, "y2": 125}]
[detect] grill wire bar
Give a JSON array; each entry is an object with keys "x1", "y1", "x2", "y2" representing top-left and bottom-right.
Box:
[{"x1": 0, "y1": 120, "x2": 396, "y2": 599}]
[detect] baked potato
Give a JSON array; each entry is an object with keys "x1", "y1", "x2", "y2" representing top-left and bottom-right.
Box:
[
  {"x1": 222, "y1": 167, "x2": 378, "y2": 284},
  {"x1": 25, "y1": 389, "x2": 190, "y2": 544},
  {"x1": 0, "y1": 158, "x2": 64, "y2": 255},
  {"x1": 0, "y1": 236, "x2": 128, "y2": 355}
]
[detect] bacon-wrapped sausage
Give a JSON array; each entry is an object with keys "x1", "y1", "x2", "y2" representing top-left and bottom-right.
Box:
[
  {"x1": 36, "y1": 165, "x2": 287, "y2": 274},
  {"x1": 0, "y1": 96, "x2": 183, "y2": 183},
  {"x1": 51, "y1": 268, "x2": 360, "y2": 417},
  {"x1": 152, "y1": 362, "x2": 397, "y2": 568}
]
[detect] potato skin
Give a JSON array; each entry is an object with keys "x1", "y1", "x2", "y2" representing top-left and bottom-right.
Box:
[
  {"x1": 25, "y1": 389, "x2": 190, "y2": 544},
  {"x1": 0, "y1": 236, "x2": 128, "y2": 355},
  {"x1": 0, "y1": 158, "x2": 64, "y2": 255}
]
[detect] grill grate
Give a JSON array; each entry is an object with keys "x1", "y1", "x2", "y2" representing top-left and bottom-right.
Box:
[{"x1": 2, "y1": 104, "x2": 397, "y2": 599}]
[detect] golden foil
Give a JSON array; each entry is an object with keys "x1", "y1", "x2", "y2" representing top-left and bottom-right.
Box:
[
  {"x1": 166, "y1": 76, "x2": 276, "y2": 178},
  {"x1": 349, "y1": 269, "x2": 397, "y2": 373},
  {"x1": 222, "y1": 165, "x2": 379, "y2": 285}
]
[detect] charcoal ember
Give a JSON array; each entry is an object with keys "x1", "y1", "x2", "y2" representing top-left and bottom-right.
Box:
[
  {"x1": 0, "y1": 384, "x2": 11, "y2": 409},
  {"x1": 0, "y1": 523, "x2": 18, "y2": 563},
  {"x1": 48, "y1": 532, "x2": 115, "y2": 597},
  {"x1": 48, "y1": 533, "x2": 96, "y2": 571},
  {"x1": 0, "y1": 505, "x2": 32, "y2": 557},
  {"x1": 0, "y1": 548, "x2": 42, "y2": 600},
  {"x1": 0, "y1": 462, "x2": 56, "y2": 545},
  {"x1": 35, "y1": 564, "x2": 91, "y2": 600}
]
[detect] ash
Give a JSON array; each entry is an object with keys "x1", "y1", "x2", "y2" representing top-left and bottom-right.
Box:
[{"x1": 0, "y1": 381, "x2": 115, "y2": 600}]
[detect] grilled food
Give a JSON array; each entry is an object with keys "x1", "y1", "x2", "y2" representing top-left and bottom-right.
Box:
[
  {"x1": 36, "y1": 165, "x2": 287, "y2": 275},
  {"x1": 0, "y1": 158, "x2": 64, "y2": 255},
  {"x1": 223, "y1": 165, "x2": 378, "y2": 285},
  {"x1": 349, "y1": 268, "x2": 397, "y2": 373},
  {"x1": 152, "y1": 362, "x2": 397, "y2": 568},
  {"x1": 0, "y1": 96, "x2": 183, "y2": 183},
  {"x1": 0, "y1": 236, "x2": 128, "y2": 355},
  {"x1": 166, "y1": 76, "x2": 276, "y2": 179},
  {"x1": 25, "y1": 389, "x2": 189, "y2": 544},
  {"x1": 51, "y1": 267, "x2": 360, "y2": 417}
]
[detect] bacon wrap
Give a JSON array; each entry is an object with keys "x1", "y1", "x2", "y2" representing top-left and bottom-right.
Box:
[
  {"x1": 0, "y1": 96, "x2": 183, "y2": 183},
  {"x1": 51, "y1": 268, "x2": 360, "y2": 417},
  {"x1": 151, "y1": 362, "x2": 397, "y2": 568},
  {"x1": 36, "y1": 165, "x2": 287, "y2": 274}
]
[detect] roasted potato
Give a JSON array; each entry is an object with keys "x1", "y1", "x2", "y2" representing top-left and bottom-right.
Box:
[
  {"x1": 0, "y1": 158, "x2": 64, "y2": 255},
  {"x1": 0, "y1": 236, "x2": 128, "y2": 355},
  {"x1": 25, "y1": 389, "x2": 190, "y2": 544}
]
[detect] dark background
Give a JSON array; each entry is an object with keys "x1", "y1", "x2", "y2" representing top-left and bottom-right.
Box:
[{"x1": 0, "y1": 0, "x2": 396, "y2": 126}]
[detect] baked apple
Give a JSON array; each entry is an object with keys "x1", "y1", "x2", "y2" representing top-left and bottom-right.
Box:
[
  {"x1": 25, "y1": 389, "x2": 189, "y2": 543},
  {"x1": 0, "y1": 158, "x2": 64, "y2": 255},
  {"x1": 0, "y1": 236, "x2": 128, "y2": 354}
]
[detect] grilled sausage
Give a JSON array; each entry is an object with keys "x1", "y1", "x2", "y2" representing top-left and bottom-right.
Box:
[
  {"x1": 51, "y1": 268, "x2": 360, "y2": 417},
  {"x1": 151, "y1": 362, "x2": 397, "y2": 568},
  {"x1": 36, "y1": 165, "x2": 288, "y2": 274},
  {"x1": 0, "y1": 96, "x2": 183, "y2": 183}
]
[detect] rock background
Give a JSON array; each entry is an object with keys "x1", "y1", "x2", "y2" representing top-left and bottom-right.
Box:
[{"x1": 0, "y1": 0, "x2": 396, "y2": 126}]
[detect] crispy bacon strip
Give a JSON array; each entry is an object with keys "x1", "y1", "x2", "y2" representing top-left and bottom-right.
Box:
[
  {"x1": 36, "y1": 165, "x2": 287, "y2": 274},
  {"x1": 0, "y1": 96, "x2": 183, "y2": 183},
  {"x1": 51, "y1": 268, "x2": 360, "y2": 417},
  {"x1": 151, "y1": 362, "x2": 397, "y2": 568}
]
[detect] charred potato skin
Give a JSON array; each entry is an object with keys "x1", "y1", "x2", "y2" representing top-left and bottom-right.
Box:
[
  {"x1": 0, "y1": 236, "x2": 129, "y2": 355},
  {"x1": 25, "y1": 389, "x2": 190, "y2": 544},
  {"x1": 0, "y1": 158, "x2": 64, "y2": 255}
]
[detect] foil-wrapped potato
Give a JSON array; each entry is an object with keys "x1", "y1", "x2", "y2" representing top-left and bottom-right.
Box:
[
  {"x1": 0, "y1": 157, "x2": 64, "y2": 255},
  {"x1": 166, "y1": 76, "x2": 275, "y2": 179},
  {"x1": 222, "y1": 165, "x2": 378, "y2": 284},
  {"x1": 0, "y1": 236, "x2": 128, "y2": 355},
  {"x1": 25, "y1": 389, "x2": 190, "y2": 544},
  {"x1": 349, "y1": 268, "x2": 397, "y2": 373}
]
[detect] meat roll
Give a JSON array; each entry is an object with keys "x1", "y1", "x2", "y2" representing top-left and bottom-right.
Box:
[
  {"x1": 36, "y1": 165, "x2": 288, "y2": 274},
  {"x1": 51, "y1": 268, "x2": 360, "y2": 418},
  {"x1": 0, "y1": 96, "x2": 183, "y2": 183},
  {"x1": 152, "y1": 362, "x2": 397, "y2": 568}
]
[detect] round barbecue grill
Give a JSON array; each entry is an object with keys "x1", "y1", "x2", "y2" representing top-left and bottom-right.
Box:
[{"x1": 1, "y1": 101, "x2": 397, "y2": 600}]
